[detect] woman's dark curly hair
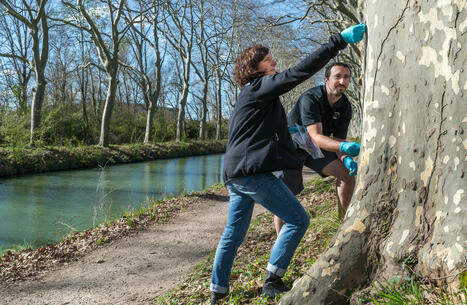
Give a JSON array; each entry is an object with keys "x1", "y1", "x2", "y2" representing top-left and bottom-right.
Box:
[{"x1": 233, "y1": 45, "x2": 269, "y2": 86}]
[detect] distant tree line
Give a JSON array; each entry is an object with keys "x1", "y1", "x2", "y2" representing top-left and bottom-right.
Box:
[{"x1": 0, "y1": 0, "x2": 362, "y2": 148}]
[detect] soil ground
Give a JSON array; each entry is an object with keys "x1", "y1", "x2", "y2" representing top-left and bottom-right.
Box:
[{"x1": 0, "y1": 169, "x2": 316, "y2": 305}]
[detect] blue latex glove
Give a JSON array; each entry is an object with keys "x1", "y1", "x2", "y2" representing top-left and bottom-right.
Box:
[
  {"x1": 340, "y1": 23, "x2": 366, "y2": 43},
  {"x1": 339, "y1": 142, "x2": 360, "y2": 157},
  {"x1": 288, "y1": 125, "x2": 307, "y2": 133},
  {"x1": 344, "y1": 156, "x2": 358, "y2": 176}
]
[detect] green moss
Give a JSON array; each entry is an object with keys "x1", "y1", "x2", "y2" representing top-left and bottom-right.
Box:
[{"x1": 460, "y1": 270, "x2": 467, "y2": 290}]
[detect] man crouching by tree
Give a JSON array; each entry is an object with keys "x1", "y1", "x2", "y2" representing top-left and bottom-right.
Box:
[{"x1": 274, "y1": 62, "x2": 360, "y2": 234}]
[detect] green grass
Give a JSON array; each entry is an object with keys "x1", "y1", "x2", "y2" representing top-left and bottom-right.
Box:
[
  {"x1": 460, "y1": 270, "x2": 467, "y2": 290},
  {"x1": 362, "y1": 276, "x2": 467, "y2": 305},
  {"x1": 153, "y1": 176, "x2": 340, "y2": 304},
  {"x1": 0, "y1": 242, "x2": 33, "y2": 259}
]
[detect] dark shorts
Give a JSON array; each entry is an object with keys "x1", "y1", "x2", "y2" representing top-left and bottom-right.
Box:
[{"x1": 273, "y1": 149, "x2": 338, "y2": 195}]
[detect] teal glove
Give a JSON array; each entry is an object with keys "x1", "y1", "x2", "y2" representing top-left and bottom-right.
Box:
[
  {"x1": 339, "y1": 142, "x2": 360, "y2": 157},
  {"x1": 343, "y1": 156, "x2": 358, "y2": 176},
  {"x1": 340, "y1": 23, "x2": 366, "y2": 43},
  {"x1": 288, "y1": 125, "x2": 307, "y2": 133}
]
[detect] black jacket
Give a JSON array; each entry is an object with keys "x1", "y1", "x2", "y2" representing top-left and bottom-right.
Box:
[{"x1": 223, "y1": 34, "x2": 347, "y2": 182}]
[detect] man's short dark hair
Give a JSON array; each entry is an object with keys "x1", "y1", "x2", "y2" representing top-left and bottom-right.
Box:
[{"x1": 325, "y1": 62, "x2": 351, "y2": 79}]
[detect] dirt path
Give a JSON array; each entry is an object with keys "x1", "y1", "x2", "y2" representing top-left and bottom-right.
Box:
[{"x1": 0, "y1": 170, "x2": 315, "y2": 305}]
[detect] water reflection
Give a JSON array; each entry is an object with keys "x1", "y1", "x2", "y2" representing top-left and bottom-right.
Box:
[{"x1": 0, "y1": 154, "x2": 224, "y2": 249}]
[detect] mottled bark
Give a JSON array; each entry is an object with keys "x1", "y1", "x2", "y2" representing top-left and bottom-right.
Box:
[
  {"x1": 176, "y1": 79, "x2": 190, "y2": 141},
  {"x1": 199, "y1": 78, "x2": 209, "y2": 140},
  {"x1": 98, "y1": 71, "x2": 118, "y2": 147},
  {"x1": 215, "y1": 68, "x2": 222, "y2": 140},
  {"x1": 29, "y1": 2, "x2": 49, "y2": 146},
  {"x1": 280, "y1": 1, "x2": 466, "y2": 304}
]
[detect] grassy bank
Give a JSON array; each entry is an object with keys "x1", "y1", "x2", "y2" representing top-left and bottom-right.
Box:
[
  {"x1": 0, "y1": 140, "x2": 227, "y2": 177},
  {"x1": 154, "y1": 176, "x2": 339, "y2": 304},
  {"x1": 154, "y1": 177, "x2": 466, "y2": 305}
]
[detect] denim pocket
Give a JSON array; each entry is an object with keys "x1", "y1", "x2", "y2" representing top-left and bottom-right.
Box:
[{"x1": 230, "y1": 174, "x2": 266, "y2": 193}]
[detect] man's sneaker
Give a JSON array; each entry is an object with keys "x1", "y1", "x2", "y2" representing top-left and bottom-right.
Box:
[
  {"x1": 211, "y1": 291, "x2": 227, "y2": 304},
  {"x1": 262, "y1": 271, "x2": 288, "y2": 298}
]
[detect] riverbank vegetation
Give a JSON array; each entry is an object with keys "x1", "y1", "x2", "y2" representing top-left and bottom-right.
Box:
[
  {"x1": 0, "y1": 182, "x2": 225, "y2": 281},
  {"x1": 0, "y1": 139, "x2": 226, "y2": 177}
]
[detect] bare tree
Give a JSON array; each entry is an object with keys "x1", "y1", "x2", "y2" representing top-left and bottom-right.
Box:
[
  {"x1": 280, "y1": 1, "x2": 466, "y2": 304},
  {"x1": 190, "y1": 0, "x2": 211, "y2": 140},
  {"x1": 60, "y1": 0, "x2": 138, "y2": 147},
  {"x1": 162, "y1": 0, "x2": 195, "y2": 141},
  {"x1": 0, "y1": 5, "x2": 33, "y2": 115},
  {"x1": 207, "y1": 0, "x2": 239, "y2": 140},
  {"x1": 0, "y1": 0, "x2": 50, "y2": 146},
  {"x1": 124, "y1": 0, "x2": 165, "y2": 144},
  {"x1": 47, "y1": 28, "x2": 76, "y2": 107}
]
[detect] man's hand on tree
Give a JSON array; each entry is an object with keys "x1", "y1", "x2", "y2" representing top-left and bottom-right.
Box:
[
  {"x1": 344, "y1": 156, "x2": 358, "y2": 176},
  {"x1": 340, "y1": 23, "x2": 366, "y2": 43},
  {"x1": 339, "y1": 142, "x2": 360, "y2": 157}
]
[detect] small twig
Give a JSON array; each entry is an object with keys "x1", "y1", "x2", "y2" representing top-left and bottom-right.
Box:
[{"x1": 57, "y1": 221, "x2": 78, "y2": 232}]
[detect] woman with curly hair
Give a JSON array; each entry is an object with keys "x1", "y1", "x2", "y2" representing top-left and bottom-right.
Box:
[{"x1": 210, "y1": 23, "x2": 366, "y2": 304}]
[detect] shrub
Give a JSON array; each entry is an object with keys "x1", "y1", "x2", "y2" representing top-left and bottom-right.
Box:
[
  {"x1": 0, "y1": 110, "x2": 30, "y2": 147},
  {"x1": 39, "y1": 105, "x2": 90, "y2": 146}
]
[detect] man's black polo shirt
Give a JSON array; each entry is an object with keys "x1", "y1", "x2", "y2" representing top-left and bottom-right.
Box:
[{"x1": 287, "y1": 85, "x2": 352, "y2": 139}]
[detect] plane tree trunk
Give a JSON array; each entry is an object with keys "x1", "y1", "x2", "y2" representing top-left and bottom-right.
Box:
[{"x1": 280, "y1": 1, "x2": 466, "y2": 304}]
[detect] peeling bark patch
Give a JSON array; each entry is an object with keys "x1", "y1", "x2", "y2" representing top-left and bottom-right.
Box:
[
  {"x1": 453, "y1": 189, "x2": 464, "y2": 205},
  {"x1": 381, "y1": 85, "x2": 390, "y2": 95},
  {"x1": 344, "y1": 218, "x2": 366, "y2": 234},
  {"x1": 389, "y1": 136, "x2": 397, "y2": 148},
  {"x1": 399, "y1": 229, "x2": 409, "y2": 245},
  {"x1": 359, "y1": 143, "x2": 375, "y2": 169},
  {"x1": 365, "y1": 116, "x2": 377, "y2": 142},
  {"x1": 371, "y1": 0, "x2": 410, "y2": 101},
  {"x1": 385, "y1": 242, "x2": 396, "y2": 258},
  {"x1": 415, "y1": 206, "x2": 424, "y2": 227},
  {"x1": 321, "y1": 263, "x2": 340, "y2": 277},
  {"x1": 420, "y1": 156, "x2": 434, "y2": 186},
  {"x1": 409, "y1": 161, "x2": 416, "y2": 170},
  {"x1": 443, "y1": 155, "x2": 450, "y2": 164},
  {"x1": 438, "y1": 247, "x2": 456, "y2": 270},
  {"x1": 396, "y1": 51, "x2": 405, "y2": 63},
  {"x1": 418, "y1": 8, "x2": 461, "y2": 93}
]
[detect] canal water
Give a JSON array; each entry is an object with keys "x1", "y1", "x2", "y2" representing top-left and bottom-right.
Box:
[{"x1": 0, "y1": 153, "x2": 224, "y2": 251}]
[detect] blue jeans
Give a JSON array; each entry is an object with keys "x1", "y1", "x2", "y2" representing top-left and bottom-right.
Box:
[{"x1": 210, "y1": 173, "x2": 310, "y2": 293}]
